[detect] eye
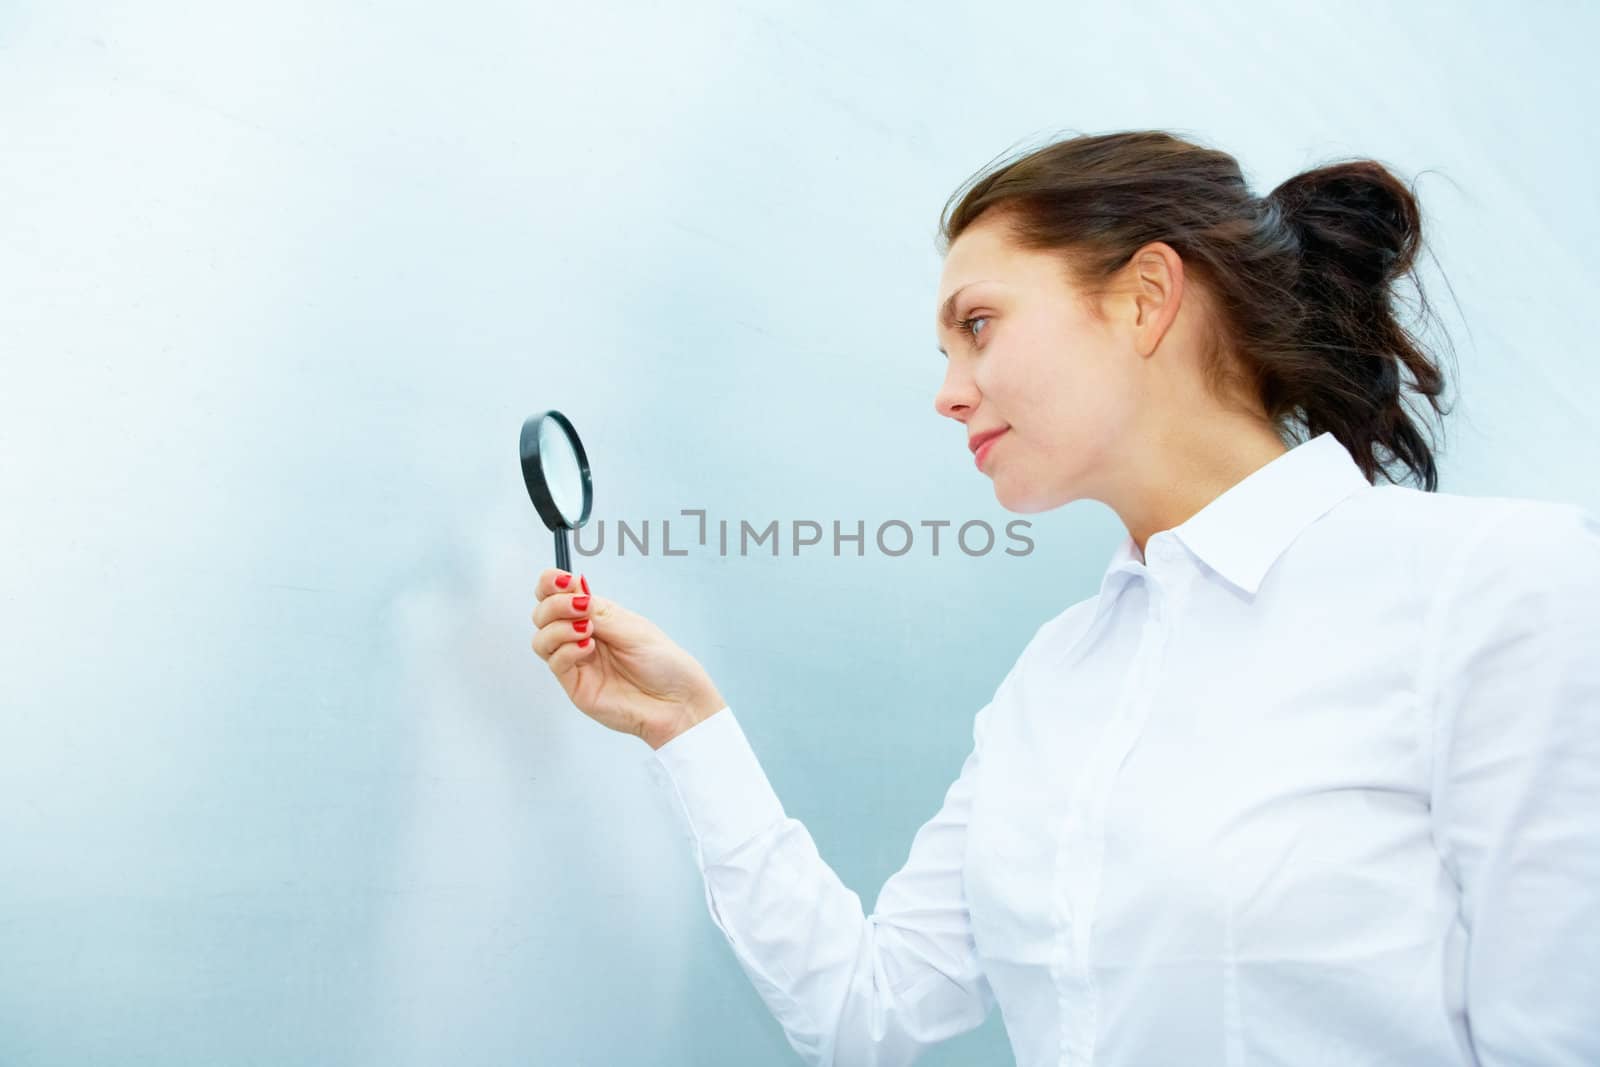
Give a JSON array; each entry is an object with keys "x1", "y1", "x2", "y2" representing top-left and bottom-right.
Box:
[{"x1": 954, "y1": 315, "x2": 989, "y2": 342}]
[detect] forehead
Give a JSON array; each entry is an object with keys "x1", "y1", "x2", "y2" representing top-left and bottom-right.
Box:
[{"x1": 936, "y1": 214, "x2": 1051, "y2": 305}]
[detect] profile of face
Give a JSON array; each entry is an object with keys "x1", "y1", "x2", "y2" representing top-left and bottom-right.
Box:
[{"x1": 933, "y1": 210, "x2": 1188, "y2": 514}]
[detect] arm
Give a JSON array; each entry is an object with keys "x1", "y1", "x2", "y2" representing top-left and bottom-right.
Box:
[
  {"x1": 1426, "y1": 501, "x2": 1600, "y2": 1063},
  {"x1": 651, "y1": 701, "x2": 999, "y2": 1066}
]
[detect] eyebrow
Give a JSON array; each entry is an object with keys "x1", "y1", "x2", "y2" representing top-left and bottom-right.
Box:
[{"x1": 935, "y1": 282, "x2": 977, "y2": 356}]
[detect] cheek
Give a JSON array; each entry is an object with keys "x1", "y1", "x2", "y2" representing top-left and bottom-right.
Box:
[
  {"x1": 1000, "y1": 356, "x2": 1132, "y2": 465},
  {"x1": 977, "y1": 344, "x2": 1073, "y2": 427},
  {"x1": 974, "y1": 337, "x2": 1051, "y2": 409}
]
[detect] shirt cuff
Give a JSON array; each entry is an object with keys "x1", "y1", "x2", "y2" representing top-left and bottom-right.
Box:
[{"x1": 652, "y1": 706, "x2": 787, "y2": 866}]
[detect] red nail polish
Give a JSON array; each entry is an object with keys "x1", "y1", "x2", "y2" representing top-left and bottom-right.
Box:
[
  {"x1": 573, "y1": 619, "x2": 589, "y2": 634},
  {"x1": 555, "y1": 574, "x2": 571, "y2": 589},
  {"x1": 572, "y1": 595, "x2": 590, "y2": 611},
  {"x1": 580, "y1": 574, "x2": 590, "y2": 595},
  {"x1": 577, "y1": 637, "x2": 591, "y2": 648}
]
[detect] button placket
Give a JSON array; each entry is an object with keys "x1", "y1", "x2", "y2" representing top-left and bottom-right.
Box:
[{"x1": 1054, "y1": 568, "x2": 1192, "y2": 1066}]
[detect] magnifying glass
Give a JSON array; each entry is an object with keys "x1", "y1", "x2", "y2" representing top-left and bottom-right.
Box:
[{"x1": 519, "y1": 409, "x2": 593, "y2": 573}]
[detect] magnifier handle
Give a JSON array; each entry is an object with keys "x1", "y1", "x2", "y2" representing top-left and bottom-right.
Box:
[{"x1": 554, "y1": 527, "x2": 570, "y2": 574}]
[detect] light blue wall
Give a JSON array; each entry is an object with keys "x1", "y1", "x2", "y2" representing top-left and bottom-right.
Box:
[{"x1": 2, "y1": 2, "x2": 1596, "y2": 1064}]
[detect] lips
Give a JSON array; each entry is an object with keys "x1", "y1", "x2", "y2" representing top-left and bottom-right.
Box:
[{"x1": 968, "y1": 427, "x2": 1008, "y2": 454}]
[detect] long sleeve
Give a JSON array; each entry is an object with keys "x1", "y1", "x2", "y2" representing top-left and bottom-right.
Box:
[
  {"x1": 651, "y1": 701, "x2": 998, "y2": 1066},
  {"x1": 1425, "y1": 500, "x2": 1600, "y2": 1064}
]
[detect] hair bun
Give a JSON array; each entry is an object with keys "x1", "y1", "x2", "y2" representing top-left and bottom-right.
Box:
[{"x1": 1269, "y1": 160, "x2": 1421, "y2": 288}]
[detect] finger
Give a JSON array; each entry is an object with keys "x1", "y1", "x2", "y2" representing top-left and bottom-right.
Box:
[
  {"x1": 532, "y1": 586, "x2": 593, "y2": 629},
  {"x1": 534, "y1": 568, "x2": 580, "y2": 604},
  {"x1": 532, "y1": 615, "x2": 594, "y2": 661},
  {"x1": 545, "y1": 630, "x2": 596, "y2": 675}
]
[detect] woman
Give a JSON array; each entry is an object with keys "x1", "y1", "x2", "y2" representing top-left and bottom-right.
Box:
[{"x1": 529, "y1": 130, "x2": 1600, "y2": 1066}]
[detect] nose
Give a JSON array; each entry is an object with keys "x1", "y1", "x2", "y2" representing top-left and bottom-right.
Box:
[{"x1": 934, "y1": 363, "x2": 978, "y2": 422}]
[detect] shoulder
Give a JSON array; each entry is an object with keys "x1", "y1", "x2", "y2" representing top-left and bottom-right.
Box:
[
  {"x1": 985, "y1": 594, "x2": 1101, "y2": 701},
  {"x1": 1421, "y1": 492, "x2": 1600, "y2": 606},
  {"x1": 1424, "y1": 495, "x2": 1600, "y2": 801},
  {"x1": 1331, "y1": 482, "x2": 1583, "y2": 542},
  {"x1": 1326, "y1": 485, "x2": 1597, "y2": 591},
  {"x1": 967, "y1": 595, "x2": 1100, "y2": 747},
  {"x1": 1420, "y1": 492, "x2": 1600, "y2": 696},
  {"x1": 1025, "y1": 595, "x2": 1101, "y2": 665}
]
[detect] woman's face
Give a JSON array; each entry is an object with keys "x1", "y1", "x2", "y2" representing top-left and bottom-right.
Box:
[{"x1": 933, "y1": 211, "x2": 1147, "y2": 514}]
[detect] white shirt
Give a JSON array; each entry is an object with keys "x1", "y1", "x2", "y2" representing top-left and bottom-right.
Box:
[{"x1": 650, "y1": 431, "x2": 1600, "y2": 1066}]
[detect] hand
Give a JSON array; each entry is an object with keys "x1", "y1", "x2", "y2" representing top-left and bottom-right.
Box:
[{"x1": 530, "y1": 569, "x2": 726, "y2": 749}]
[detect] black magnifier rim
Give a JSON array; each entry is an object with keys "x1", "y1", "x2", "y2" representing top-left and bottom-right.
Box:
[{"x1": 520, "y1": 409, "x2": 593, "y2": 530}]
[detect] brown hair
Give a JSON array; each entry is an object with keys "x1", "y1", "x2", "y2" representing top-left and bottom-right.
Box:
[{"x1": 936, "y1": 129, "x2": 1455, "y2": 490}]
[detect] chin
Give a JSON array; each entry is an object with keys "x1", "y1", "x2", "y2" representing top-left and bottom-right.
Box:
[
  {"x1": 992, "y1": 477, "x2": 1063, "y2": 514},
  {"x1": 992, "y1": 470, "x2": 1081, "y2": 515}
]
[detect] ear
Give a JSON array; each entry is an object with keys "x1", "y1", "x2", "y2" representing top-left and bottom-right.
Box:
[{"x1": 1128, "y1": 241, "x2": 1185, "y2": 356}]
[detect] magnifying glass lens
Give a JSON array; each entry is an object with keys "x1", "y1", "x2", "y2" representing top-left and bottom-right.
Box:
[{"x1": 539, "y1": 418, "x2": 585, "y2": 525}]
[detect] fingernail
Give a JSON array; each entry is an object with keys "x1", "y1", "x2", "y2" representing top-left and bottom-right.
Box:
[
  {"x1": 577, "y1": 637, "x2": 591, "y2": 648},
  {"x1": 572, "y1": 595, "x2": 590, "y2": 611},
  {"x1": 580, "y1": 574, "x2": 590, "y2": 595},
  {"x1": 573, "y1": 619, "x2": 589, "y2": 634},
  {"x1": 555, "y1": 574, "x2": 571, "y2": 589}
]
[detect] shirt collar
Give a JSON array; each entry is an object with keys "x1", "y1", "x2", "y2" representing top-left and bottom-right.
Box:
[{"x1": 1099, "y1": 431, "x2": 1372, "y2": 599}]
